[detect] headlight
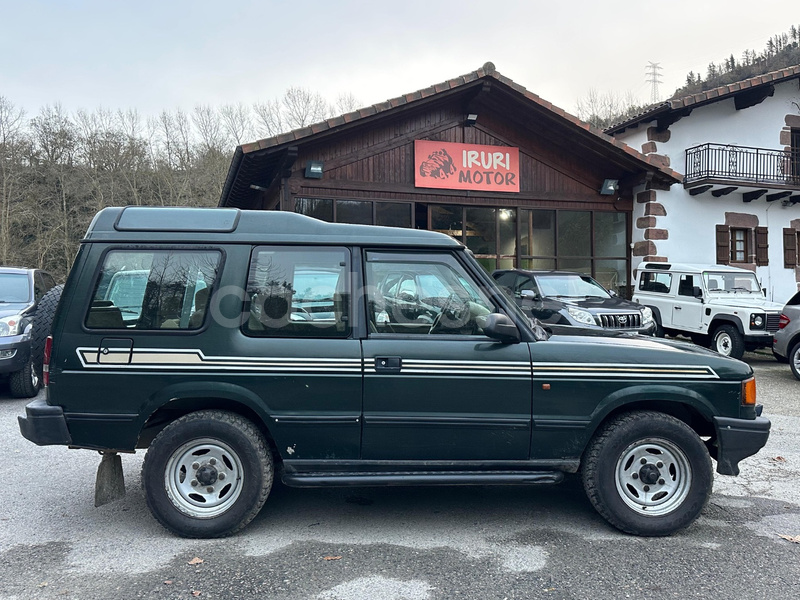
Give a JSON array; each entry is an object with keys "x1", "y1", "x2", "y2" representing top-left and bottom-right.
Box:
[
  {"x1": 0, "y1": 314, "x2": 25, "y2": 337},
  {"x1": 567, "y1": 306, "x2": 596, "y2": 326},
  {"x1": 641, "y1": 306, "x2": 654, "y2": 326},
  {"x1": 749, "y1": 313, "x2": 765, "y2": 329}
]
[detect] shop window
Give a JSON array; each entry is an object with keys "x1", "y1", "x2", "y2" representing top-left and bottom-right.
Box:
[
  {"x1": 295, "y1": 198, "x2": 333, "y2": 222},
  {"x1": 376, "y1": 202, "x2": 412, "y2": 228},
  {"x1": 558, "y1": 211, "x2": 591, "y2": 257},
  {"x1": 336, "y1": 200, "x2": 372, "y2": 225},
  {"x1": 594, "y1": 212, "x2": 627, "y2": 257},
  {"x1": 465, "y1": 208, "x2": 497, "y2": 255},
  {"x1": 431, "y1": 205, "x2": 463, "y2": 238}
]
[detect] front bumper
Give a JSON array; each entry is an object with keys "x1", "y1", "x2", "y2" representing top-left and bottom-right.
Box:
[
  {"x1": 712, "y1": 413, "x2": 771, "y2": 475},
  {"x1": 18, "y1": 397, "x2": 72, "y2": 446},
  {"x1": 0, "y1": 335, "x2": 31, "y2": 375}
]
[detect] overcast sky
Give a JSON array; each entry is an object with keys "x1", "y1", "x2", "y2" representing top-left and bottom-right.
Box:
[{"x1": 1, "y1": 0, "x2": 797, "y2": 127}]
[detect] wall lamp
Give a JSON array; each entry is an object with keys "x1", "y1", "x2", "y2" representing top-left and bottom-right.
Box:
[
  {"x1": 600, "y1": 179, "x2": 619, "y2": 195},
  {"x1": 304, "y1": 160, "x2": 324, "y2": 179},
  {"x1": 465, "y1": 113, "x2": 478, "y2": 127}
]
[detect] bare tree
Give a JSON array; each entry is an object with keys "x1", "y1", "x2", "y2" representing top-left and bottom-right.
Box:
[
  {"x1": 575, "y1": 89, "x2": 646, "y2": 130},
  {"x1": 282, "y1": 86, "x2": 329, "y2": 130},
  {"x1": 219, "y1": 102, "x2": 253, "y2": 146},
  {"x1": 252, "y1": 98, "x2": 285, "y2": 139},
  {"x1": 0, "y1": 96, "x2": 28, "y2": 265}
]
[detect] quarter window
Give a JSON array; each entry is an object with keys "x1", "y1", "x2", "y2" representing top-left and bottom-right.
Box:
[
  {"x1": 87, "y1": 250, "x2": 221, "y2": 329},
  {"x1": 243, "y1": 247, "x2": 350, "y2": 338},
  {"x1": 638, "y1": 271, "x2": 672, "y2": 294}
]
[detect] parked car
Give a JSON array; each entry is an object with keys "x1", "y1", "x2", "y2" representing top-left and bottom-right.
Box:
[
  {"x1": 0, "y1": 267, "x2": 58, "y2": 397},
  {"x1": 772, "y1": 291, "x2": 800, "y2": 378},
  {"x1": 633, "y1": 263, "x2": 784, "y2": 360},
  {"x1": 19, "y1": 207, "x2": 770, "y2": 539},
  {"x1": 492, "y1": 269, "x2": 655, "y2": 336}
]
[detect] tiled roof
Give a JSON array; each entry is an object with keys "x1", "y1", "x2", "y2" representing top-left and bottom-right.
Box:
[
  {"x1": 606, "y1": 64, "x2": 800, "y2": 134},
  {"x1": 236, "y1": 62, "x2": 681, "y2": 182}
]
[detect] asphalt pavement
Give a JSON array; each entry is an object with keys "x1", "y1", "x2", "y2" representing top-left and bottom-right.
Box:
[{"x1": 1, "y1": 352, "x2": 798, "y2": 600}]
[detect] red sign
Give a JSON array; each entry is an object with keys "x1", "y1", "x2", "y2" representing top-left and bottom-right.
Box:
[{"x1": 414, "y1": 140, "x2": 520, "y2": 193}]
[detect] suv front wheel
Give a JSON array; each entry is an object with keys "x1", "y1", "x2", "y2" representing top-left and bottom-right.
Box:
[
  {"x1": 582, "y1": 411, "x2": 713, "y2": 536},
  {"x1": 711, "y1": 324, "x2": 745, "y2": 359}
]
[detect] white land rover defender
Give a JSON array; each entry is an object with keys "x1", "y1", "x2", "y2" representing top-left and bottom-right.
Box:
[{"x1": 633, "y1": 263, "x2": 784, "y2": 360}]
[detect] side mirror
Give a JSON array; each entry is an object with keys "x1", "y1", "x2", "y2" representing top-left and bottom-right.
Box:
[
  {"x1": 692, "y1": 286, "x2": 703, "y2": 299},
  {"x1": 520, "y1": 289, "x2": 540, "y2": 302},
  {"x1": 480, "y1": 313, "x2": 521, "y2": 343},
  {"x1": 608, "y1": 289, "x2": 618, "y2": 297}
]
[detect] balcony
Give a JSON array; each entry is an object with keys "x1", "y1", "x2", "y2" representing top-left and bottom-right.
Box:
[{"x1": 684, "y1": 143, "x2": 800, "y2": 203}]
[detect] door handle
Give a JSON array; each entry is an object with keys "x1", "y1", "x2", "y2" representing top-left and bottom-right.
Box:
[
  {"x1": 674, "y1": 306, "x2": 682, "y2": 310},
  {"x1": 374, "y1": 356, "x2": 402, "y2": 373}
]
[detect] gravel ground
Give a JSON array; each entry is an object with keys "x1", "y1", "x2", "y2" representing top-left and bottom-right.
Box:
[{"x1": 1, "y1": 351, "x2": 798, "y2": 600}]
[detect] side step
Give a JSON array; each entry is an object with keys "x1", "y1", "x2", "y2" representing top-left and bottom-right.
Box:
[{"x1": 282, "y1": 470, "x2": 564, "y2": 488}]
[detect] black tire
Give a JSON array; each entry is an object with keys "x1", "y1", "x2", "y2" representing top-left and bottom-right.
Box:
[
  {"x1": 582, "y1": 411, "x2": 713, "y2": 536},
  {"x1": 789, "y1": 341, "x2": 800, "y2": 381},
  {"x1": 30, "y1": 284, "x2": 64, "y2": 366},
  {"x1": 142, "y1": 410, "x2": 273, "y2": 538},
  {"x1": 711, "y1": 324, "x2": 745, "y2": 359},
  {"x1": 9, "y1": 358, "x2": 40, "y2": 398},
  {"x1": 773, "y1": 350, "x2": 789, "y2": 364}
]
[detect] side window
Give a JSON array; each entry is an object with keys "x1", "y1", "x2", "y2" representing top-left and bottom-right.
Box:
[
  {"x1": 33, "y1": 272, "x2": 46, "y2": 302},
  {"x1": 86, "y1": 250, "x2": 221, "y2": 330},
  {"x1": 515, "y1": 275, "x2": 538, "y2": 295},
  {"x1": 243, "y1": 246, "x2": 350, "y2": 338},
  {"x1": 638, "y1": 271, "x2": 672, "y2": 294},
  {"x1": 365, "y1": 251, "x2": 497, "y2": 336},
  {"x1": 678, "y1": 275, "x2": 696, "y2": 297}
]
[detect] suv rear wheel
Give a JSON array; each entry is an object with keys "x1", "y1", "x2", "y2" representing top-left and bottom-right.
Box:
[
  {"x1": 712, "y1": 324, "x2": 745, "y2": 359},
  {"x1": 9, "y1": 358, "x2": 40, "y2": 398},
  {"x1": 142, "y1": 410, "x2": 274, "y2": 538},
  {"x1": 582, "y1": 411, "x2": 713, "y2": 536}
]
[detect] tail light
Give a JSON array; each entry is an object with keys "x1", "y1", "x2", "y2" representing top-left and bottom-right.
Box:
[
  {"x1": 43, "y1": 335, "x2": 53, "y2": 387},
  {"x1": 778, "y1": 313, "x2": 791, "y2": 329}
]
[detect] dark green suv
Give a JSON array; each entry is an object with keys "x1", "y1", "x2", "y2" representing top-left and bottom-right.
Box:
[{"x1": 18, "y1": 207, "x2": 770, "y2": 538}]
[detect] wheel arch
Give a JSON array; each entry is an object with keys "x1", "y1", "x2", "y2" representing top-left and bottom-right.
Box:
[
  {"x1": 137, "y1": 383, "x2": 278, "y2": 455},
  {"x1": 709, "y1": 315, "x2": 744, "y2": 335}
]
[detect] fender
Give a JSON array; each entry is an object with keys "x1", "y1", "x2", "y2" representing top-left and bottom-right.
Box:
[{"x1": 709, "y1": 314, "x2": 744, "y2": 334}]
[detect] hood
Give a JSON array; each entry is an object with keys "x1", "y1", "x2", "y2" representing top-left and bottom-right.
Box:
[
  {"x1": 558, "y1": 295, "x2": 643, "y2": 313},
  {"x1": 0, "y1": 304, "x2": 31, "y2": 318},
  {"x1": 706, "y1": 295, "x2": 783, "y2": 311},
  {"x1": 542, "y1": 333, "x2": 752, "y2": 380}
]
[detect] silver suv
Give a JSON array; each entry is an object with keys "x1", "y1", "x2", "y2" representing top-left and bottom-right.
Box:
[
  {"x1": 633, "y1": 263, "x2": 783, "y2": 360},
  {"x1": 772, "y1": 292, "x2": 800, "y2": 378}
]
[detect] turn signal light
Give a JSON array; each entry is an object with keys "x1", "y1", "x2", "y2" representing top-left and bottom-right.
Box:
[{"x1": 741, "y1": 377, "x2": 756, "y2": 406}]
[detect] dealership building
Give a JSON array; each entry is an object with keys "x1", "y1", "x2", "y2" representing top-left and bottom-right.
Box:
[{"x1": 218, "y1": 63, "x2": 679, "y2": 297}]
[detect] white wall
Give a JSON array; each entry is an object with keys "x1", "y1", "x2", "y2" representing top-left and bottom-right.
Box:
[{"x1": 617, "y1": 80, "x2": 800, "y2": 303}]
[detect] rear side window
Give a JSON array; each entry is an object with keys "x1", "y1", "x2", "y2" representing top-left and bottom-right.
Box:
[
  {"x1": 243, "y1": 246, "x2": 350, "y2": 338},
  {"x1": 86, "y1": 250, "x2": 221, "y2": 329},
  {"x1": 638, "y1": 271, "x2": 672, "y2": 294}
]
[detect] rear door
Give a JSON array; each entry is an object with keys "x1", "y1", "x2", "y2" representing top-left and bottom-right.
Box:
[{"x1": 360, "y1": 250, "x2": 532, "y2": 460}]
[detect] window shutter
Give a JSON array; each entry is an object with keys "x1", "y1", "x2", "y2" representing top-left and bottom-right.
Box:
[
  {"x1": 784, "y1": 228, "x2": 797, "y2": 268},
  {"x1": 755, "y1": 226, "x2": 769, "y2": 266},
  {"x1": 716, "y1": 224, "x2": 730, "y2": 265}
]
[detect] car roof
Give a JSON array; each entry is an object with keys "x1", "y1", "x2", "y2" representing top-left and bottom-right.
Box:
[
  {"x1": 0, "y1": 267, "x2": 35, "y2": 275},
  {"x1": 84, "y1": 207, "x2": 462, "y2": 249},
  {"x1": 494, "y1": 269, "x2": 590, "y2": 277},
  {"x1": 638, "y1": 262, "x2": 757, "y2": 274}
]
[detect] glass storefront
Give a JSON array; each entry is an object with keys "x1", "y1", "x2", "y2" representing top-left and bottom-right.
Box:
[{"x1": 295, "y1": 199, "x2": 630, "y2": 297}]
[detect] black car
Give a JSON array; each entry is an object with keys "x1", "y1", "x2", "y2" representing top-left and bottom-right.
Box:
[
  {"x1": 492, "y1": 269, "x2": 656, "y2": 336},
  {"x1": 0, "y1": 267, "x2": 57, "y2": 397}
]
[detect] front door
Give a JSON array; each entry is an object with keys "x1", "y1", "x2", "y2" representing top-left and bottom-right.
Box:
[{"x1": 361, "y1": 250, "x2": 532, "y2": 460}]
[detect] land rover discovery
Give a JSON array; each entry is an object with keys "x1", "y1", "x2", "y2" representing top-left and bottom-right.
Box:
[{"x1": 18, "y1": 207, "x2": 770, "y2": 538}]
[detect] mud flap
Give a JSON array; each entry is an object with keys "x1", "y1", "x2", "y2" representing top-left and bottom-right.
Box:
[{"x1": 95, "y1": 452, "x2": 126, "y2": 507}]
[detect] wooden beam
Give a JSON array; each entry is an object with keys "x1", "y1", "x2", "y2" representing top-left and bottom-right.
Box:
[
  {"x1": 712, "y1": 186, "x2": 738, "y2": 197},
  {"x1": 743, "y1": 189, "x2": 768, "y2": 202},
  {"x1": 657, "y1": 107, "x2": 692, "y2": 131},
  {"x1": 688, "y1": 185, "x2": 713, "y2": 196},
  {"x1": 766, "y1": 191, "x2": 792, "y2": 202},
  {"x1": 734, "y1": 85, "x2": 775, "y2": 110}
]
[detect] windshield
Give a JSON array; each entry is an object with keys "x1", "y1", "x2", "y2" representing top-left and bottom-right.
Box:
[
  {"x1": 703, "y1": 271, "x2": 762, "y2": 294},
  {"x1": 0, "y1": 274, "x2": 31, "y2": 303},
  {"x1": 533, "y1": 274, "x2": 610, "y2": 299}
]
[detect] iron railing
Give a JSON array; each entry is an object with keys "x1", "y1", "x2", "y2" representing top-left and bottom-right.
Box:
[{"x1": 685, "y1": 143, "x2": 800, "y2": 187}]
